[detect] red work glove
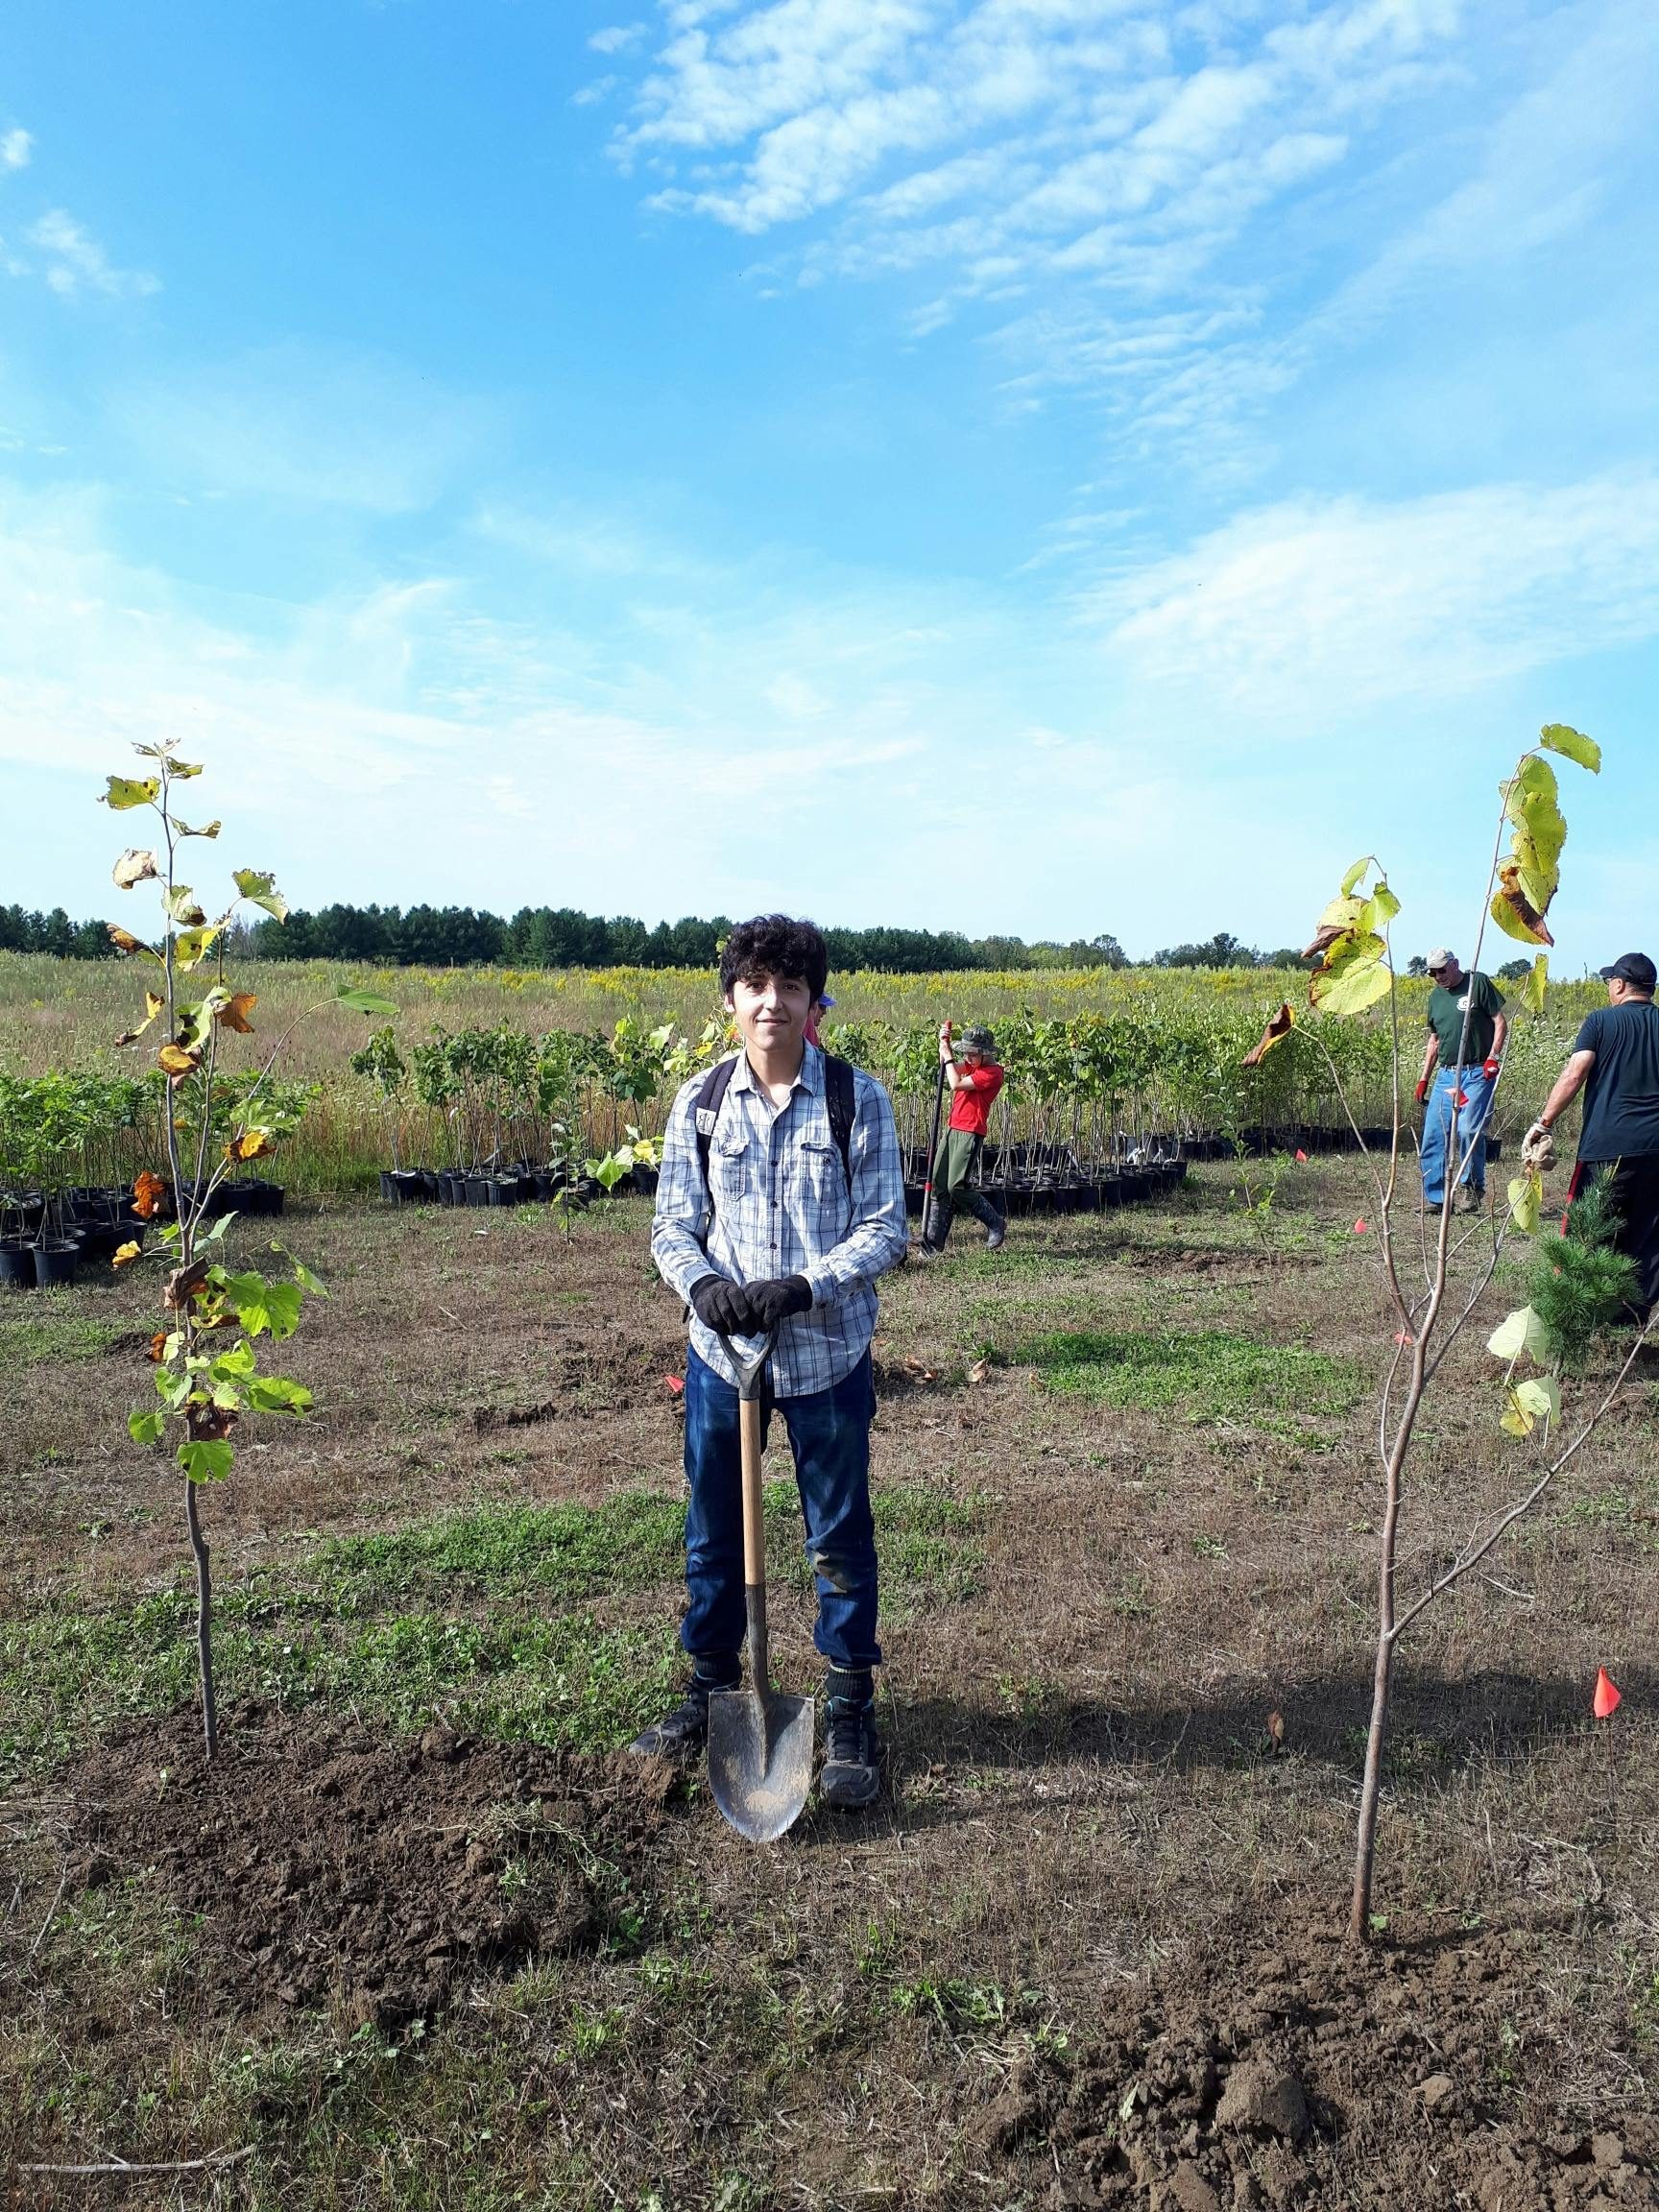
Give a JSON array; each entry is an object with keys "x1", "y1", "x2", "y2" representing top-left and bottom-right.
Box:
[
  {"x1": 1413, "y1": 1077, "x2": 1429, "y2": 1103},
  {"x1": 1481, "y1": 1057, "x2": 1500, "y2": 1079}
]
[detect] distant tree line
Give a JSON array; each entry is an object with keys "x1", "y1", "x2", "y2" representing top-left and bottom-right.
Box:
[
  {"x1": 231, "y1": 905, "x2": 1138, "y2": 973},
  {"x1": 4, "y1": 899, "x2": 1360, "y2": 974},
  {"x1": 0, "y1": 905, "x2": 117, "y2": 959}
]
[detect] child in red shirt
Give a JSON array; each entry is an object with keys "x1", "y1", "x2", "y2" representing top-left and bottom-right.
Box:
[{"x1": 919, "y1": 1024, "x2": 1006, "y2": 1253}]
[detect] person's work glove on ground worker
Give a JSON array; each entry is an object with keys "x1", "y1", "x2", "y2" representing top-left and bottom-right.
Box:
[
  {"x1": 919, "y1": 1024, "x2": 1007, "y2": 1255},
  {"x1": 637, "y1": 914, "x2": 908, "y2": 1811}
]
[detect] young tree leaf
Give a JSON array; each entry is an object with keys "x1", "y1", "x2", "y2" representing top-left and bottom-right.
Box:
[
  {"x1": 107, "y1": 924, "x2": 161, "y2": 962},
  {"x1": 169, "y1": 759, "x2": 205, "y2": 780},
  {"x1": 1490, "y1": 868, "x2": 1554, "y2": 947},
  {"x1": 1241, "y1": 1002, "x2": 1294, "y2": 1068},
  {"x1": 246, "y1": 1375, "x2": 314, "y2": 1415},
  {"x1": 173, "y1": 818, "x2": 222, "y2": 839},
  {"x1": 1339, "y1": 856, "x2": 1372, "y2": 898},
  {"x1": 157, "y1": 1042, "x2": 202, "y2": 1078},
  {"x1": 1522, "y1": 952, "x2": 1549, "y2": 1017},
  {"x1": 1517, "y1": 1375, "x2": 1560, "y2": 1422},
  {"x1": 1310, "y1": 941, "x2": 1392, "y2": 1017},
  {"x1": 233, "y1": 869, "x2": 289, "y2": 922},
  {"x1": 218, "y1": 1270, "x2": 302, "y2": 1340},
  {"x1": 1539, "y1": 723, "x2": 1601, "y2": 773},
  {"x1": 276, "y1": 1247, "x2": 328, "y2": 1297},
  {"x1": 111, "y1": 1239, "x2": 143, "y2": 1268},
  {"x1": 173, "y1": 926, "x2": 221, "y2": 971},
  {"x1": 1506, "y1": 1169, "x2": 1543, "y2": 1235},
  {"x1": 215, "y1": 991, "x2": 257, "y2": 1034},
  {"x1": 224, "y1": 1127, "x2": 276, "y2": 1163},
  {"x1": 1499, "y1": 1376, "x2": 1560, "y2": 1438},
  {"x1": 128, "y1": 1408, "x2": 167, "y2": 1445},
  {"x1": 334, "y1": 986, "x2": 399, "y2": 1016},
  {"x1": 132, "y1": 1169, "x2": 168, "y2": 1220},
  {"x1": 161, "y1": 885, "x2": 207, "y2": 926},
  {"x1": 1486, "y1": 1306, "x2": 1551, "y2": 1363},
  {"x1": 178, "y1": 1438, "x2": 235, "y2": 1482},
  {"x1": 112, "y1": 848, "x2": 159, "y2": 890},
  {"x1": 103, "y1": 775, "x2": 160, "y2": 810}
]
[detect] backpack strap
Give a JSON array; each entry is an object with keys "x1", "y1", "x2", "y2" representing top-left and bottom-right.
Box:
[
  {"x1": 823, "y1": 1052, "x2": 856, "y2": 1194},
  {"x1": 693, "y1": 1055, "x2": 740, "y2": 1216},
  {"x1": 692, "y1": 1050, "x2": 857, "y2": 1232}
]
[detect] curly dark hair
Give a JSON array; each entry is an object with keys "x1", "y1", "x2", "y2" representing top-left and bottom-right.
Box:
[{"x1": 719, "y1": 915, "x2": 830, "y2": 1003}]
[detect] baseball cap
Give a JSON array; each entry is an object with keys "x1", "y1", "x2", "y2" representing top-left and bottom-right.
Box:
[
  {"x1": 817, "y1": 993, "x2": 835, "y2": 1009},
  {"x1": 1599, "y1": 952, "x2": 1657, "y2": 991},
  {"x1": 1426, "y1": 947, "x2": 1455, "y2": 973}
]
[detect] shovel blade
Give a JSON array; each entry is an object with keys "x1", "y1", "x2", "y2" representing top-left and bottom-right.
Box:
[{"x1": 707, "y1": 1688, "x2": 815, "y2": 1842}]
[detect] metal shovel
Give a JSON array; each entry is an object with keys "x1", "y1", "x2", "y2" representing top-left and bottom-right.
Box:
[{"x1": 707, "y1": 1329, "x2": 815, "y2": 1842}]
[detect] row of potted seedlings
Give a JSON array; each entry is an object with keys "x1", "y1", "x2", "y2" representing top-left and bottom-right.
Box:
[
  {"x1": 0, "y1": 1185, "x2": 149, "y2": 1290},
  {"x1": 0, "y1": 1176, "x2": 284, "y2": 1291},
  {"x1": 377, "y1": 1160, "x2": 661, "y2": 1209},
  {"x1": 901, "y1": 1144, "x2": 1190, "y2": 1219}
]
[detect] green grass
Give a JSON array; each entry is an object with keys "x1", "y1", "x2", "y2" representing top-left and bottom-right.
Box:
[
  {"x1": 0, "y1": 1305, "x2": 133, "y2": 1367},
  {"x1": 0, "y1": 1483, "x2": 992, "y2": 1780},
  {"x1": 296, "y1": 1492, "x2": 689, "y2": 1612},
  {"x1": 1017, "y1": 1326, "x2": 1364, "y2": 1428},
  {"x1": 763, "y1": 1478, "x2": 990, "y2": 1607}
]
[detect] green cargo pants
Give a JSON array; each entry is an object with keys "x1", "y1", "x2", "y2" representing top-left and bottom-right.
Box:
[{"x1": 924, "y1": 1129, "x2": 1004, "y2": 1248}]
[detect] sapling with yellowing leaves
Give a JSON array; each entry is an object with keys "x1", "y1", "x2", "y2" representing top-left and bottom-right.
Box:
[
  {"x1": 1245, "y1": 724, "x2": 1650, "y2": 1942},
  {"x1": 103, "y1": 741, "x2": 395, "y2": 1757}
]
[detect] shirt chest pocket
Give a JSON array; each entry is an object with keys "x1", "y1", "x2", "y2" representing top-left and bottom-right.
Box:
[
  {"x1": 710, "y1": 1128, "x2": 753, "y2": 1208},
  {"x1": 795, "y1": 1139, "x2": 848, "y2": 1223}
]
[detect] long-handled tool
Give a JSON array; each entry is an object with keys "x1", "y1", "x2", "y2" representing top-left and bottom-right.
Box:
[
  {"x1": 707, "y1": 1329, "x2": 815, "y2": 1842},
  {"x1": 919, "y1": 1019, "x2": 951, "y2": 1248}
]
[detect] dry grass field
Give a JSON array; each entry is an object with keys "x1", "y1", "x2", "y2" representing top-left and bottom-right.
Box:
[{"x1": 3, "y1": 1164, "x2": 1657, "y2": 2210}]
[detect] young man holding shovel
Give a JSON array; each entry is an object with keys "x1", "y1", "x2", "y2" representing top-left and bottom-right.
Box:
[
  {"x1": 636, "y1": 915, "x2": 908, "y2": 1809},
  {"x1": 919, "y1": 1024, "x2": 1006, "y2": 1254}
]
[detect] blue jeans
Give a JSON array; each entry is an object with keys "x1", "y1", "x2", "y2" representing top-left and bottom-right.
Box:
[
  {"x1": 682, "y1": 1346, "x2": 880, "y2": 1673},
  {"x1": 1422, "y1": 1066, "x2": 1495, "y2": 1203}
]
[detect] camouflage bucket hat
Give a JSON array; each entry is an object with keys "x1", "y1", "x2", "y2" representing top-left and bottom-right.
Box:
[{"x1": 961, "y1": 1025, "x2": 998, "y2": 1057}]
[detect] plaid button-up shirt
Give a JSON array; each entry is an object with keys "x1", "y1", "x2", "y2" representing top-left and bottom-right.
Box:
[{"x1": 651, "y1": 1045, "x2": 909, "y2": 1397}]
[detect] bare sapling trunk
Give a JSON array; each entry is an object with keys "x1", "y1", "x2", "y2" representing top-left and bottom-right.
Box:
[{"x1": 1257, "y1": 727, "x2": 1617, "y2": 1941}]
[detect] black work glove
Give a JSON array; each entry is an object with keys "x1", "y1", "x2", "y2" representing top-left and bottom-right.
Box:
[
  {"x1": 744, "y1": 1275, "x2": 813, "y2": 1328},
  {"x1": 688, "y1": 1276, "x2": 756, "y2": 1335}
]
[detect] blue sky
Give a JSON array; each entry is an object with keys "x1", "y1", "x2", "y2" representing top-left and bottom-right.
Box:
[{"x1": 2, "y1": 0, "x2": 1654, "y2": 968}]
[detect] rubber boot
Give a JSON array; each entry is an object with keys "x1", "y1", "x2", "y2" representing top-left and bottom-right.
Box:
[
  {"x1": 964, "y1": 1188, "x2": 1006, "y2": 1250},
  {"x1": 918, "y1": 1192, "x2": 953, "y2": 1257}
]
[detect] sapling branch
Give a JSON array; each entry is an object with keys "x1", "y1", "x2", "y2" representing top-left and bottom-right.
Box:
[{"x1": 1388, "y1": 1321, "x2": 1654, "y2": 1643}]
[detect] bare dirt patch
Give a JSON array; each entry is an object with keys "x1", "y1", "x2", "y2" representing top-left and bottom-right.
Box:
[{"x1": 68, "y1": 1702, "x2": 676, "y2": 2034}]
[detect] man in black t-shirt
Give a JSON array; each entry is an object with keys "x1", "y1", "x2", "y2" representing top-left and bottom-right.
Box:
[{"x1": 1528, "y1": 951, "x2": 1659, "y2": 1319}]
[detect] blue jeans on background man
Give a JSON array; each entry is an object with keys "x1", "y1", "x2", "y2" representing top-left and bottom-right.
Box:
[
  {"x1": 681, "y1": 1346, "x2": 880, "y2": 1674},
  {"x1": 1422, "y1": 1066, "x2": 1495, "y2": 1204}
]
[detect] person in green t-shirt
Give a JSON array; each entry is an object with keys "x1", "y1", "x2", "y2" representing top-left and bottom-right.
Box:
[{"x1": 1415, "y1": 949, "x2": 1507, "y2": 1213}]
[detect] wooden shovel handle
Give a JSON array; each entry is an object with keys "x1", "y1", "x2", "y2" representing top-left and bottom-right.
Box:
[{"x1": 739, "y1": 1397, "x2": 765, "y2": 1588}]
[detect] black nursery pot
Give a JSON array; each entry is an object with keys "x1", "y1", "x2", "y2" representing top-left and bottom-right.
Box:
[
  {"x1": 0, "y1": 1239, "x2": 36, "y2": 1290},
  {"x1": 378, "y1": 1170, "x2": 397, "y2": 1203},
  {"x1": 465, "y1": 1174, "x2": 493, "y2": 1208},
  {"x1": 391, "y1": 1170, "x2": 425, "y2": 1204},
  {"x1": 33, "y1": 1238, "x2": 80, "y2": 1288}
]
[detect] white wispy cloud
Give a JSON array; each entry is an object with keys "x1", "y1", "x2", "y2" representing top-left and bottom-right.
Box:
[
  {"x1": 26, "y1": 209, "x2": 159, "y2": 299},
  {"x1": 1092, "y1": 470, "x2": 1659, "y2": 718},
  {"x1": 1, "y1": 128, "x2": 31, "y2": 171},
  {"x1": 589, "y1": 21, "x2": 648, "y2": 54},
  {"x1": 617, "y1": 0, "x2": 1454, "y2": 275}
]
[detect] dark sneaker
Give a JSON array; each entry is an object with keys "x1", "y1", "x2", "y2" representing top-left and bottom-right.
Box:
[
  {"x1": 627, "y1": 1671, "x2": 737, "y2": 1759},
  {"x1": 820, "y1": 1693, "x2": 881, "y2": 1810},
  {"x1": 985, "y1": 1217, "x2": 1006, "y2": 1251}
]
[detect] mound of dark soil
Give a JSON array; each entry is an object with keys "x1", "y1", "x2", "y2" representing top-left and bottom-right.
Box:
[
  {"x1": 985, "y1": 1917, "x2": 1657, "y2": 2211},
  {"x1": 68, "y1": 1702, "x2": 676, "y2": 2032}
]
